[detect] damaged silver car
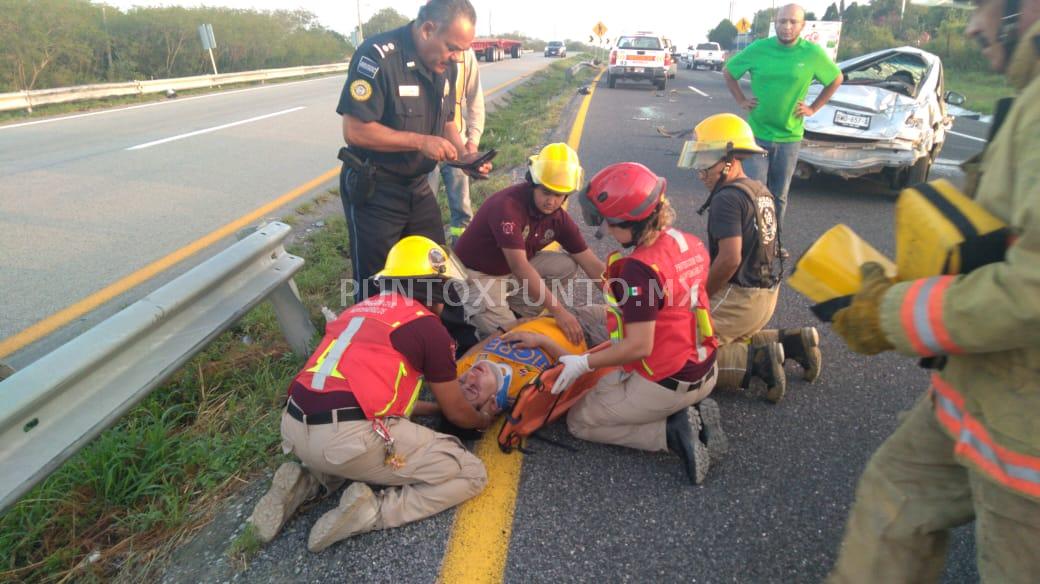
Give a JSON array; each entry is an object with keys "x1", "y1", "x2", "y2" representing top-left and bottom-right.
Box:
[{"x1": 797, "y1": 46, "x2": 965, "y2": 190}]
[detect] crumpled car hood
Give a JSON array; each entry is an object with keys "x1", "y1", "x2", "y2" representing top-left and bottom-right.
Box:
[{"x1": 804, "y1": 84, "x2": 919, "y2": 141}]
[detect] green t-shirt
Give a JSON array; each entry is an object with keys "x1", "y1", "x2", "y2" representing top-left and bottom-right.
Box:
[{"x1": 725, "y1": 37, "x2": 841, "y2": 143}]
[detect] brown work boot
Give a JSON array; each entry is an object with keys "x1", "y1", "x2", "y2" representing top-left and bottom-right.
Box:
[
  {"x1": 695, "y1": 398, "x2": 729, "y2": 461},
  {"x1": 248, "y1": 462, "x2": 321, "y2": 543},
  {"x1": 666, "y1": 407, "x2": 710, "y2": 485},
  {"x1": 307, "y1": 482, "x2": 379, "y2": 552},
  {"x1": 743, "y1": 342, "x2": 787, "y2": 403},
  {"x1": 779, "y1": 327, "x2": 822, "y2": 382}
]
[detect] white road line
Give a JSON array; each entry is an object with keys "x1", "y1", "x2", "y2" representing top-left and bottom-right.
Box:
[
  {"x1": 1, "y1": 77, "x2": 332, "y2": 132},
  {"x1": 688, "y1": 85, "x2": 710, "y2": 97},
  {"x1": 934, "y1": 158, "x2": 962, "y2": 166},
  {"x1": 948, "y1": 130, "x2": 987, "y2": 143},
  {"x1": 126, "y1": 106, "x2": 305, "y2": 150}
]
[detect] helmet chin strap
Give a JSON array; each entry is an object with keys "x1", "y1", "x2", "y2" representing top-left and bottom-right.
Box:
[{"x1": 696, "y1": 159, "x2": 734, "y2": 216}]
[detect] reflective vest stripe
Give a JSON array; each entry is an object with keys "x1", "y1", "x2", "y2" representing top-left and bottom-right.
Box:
[
  {"x1": 376, "y1": 362, "x2": 410, "y2": 417},
  {"x1": 312, "y1": 317, "x2": 365, "y2": 390},
  {"x1": 931, "y1": 375, "x2": 1040, "y2": 498},
  {"x1": 666, "y1": 228, "x2": 688, "y2": 252},
  {"x1": 902, "y1": 276, "x2": 961, "y2": 357}
]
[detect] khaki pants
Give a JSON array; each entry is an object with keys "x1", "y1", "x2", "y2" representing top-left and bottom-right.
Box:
[
  {"x1": 710, "y1": 283, "x2": 779, "y2": 345},
  {"x1": 462, "y1": 251, "x2": 580, "y2": 338},
  {"x1": 830, "y1": 395, "x2": 1040, "y2": 584},
  {"x1": 710, "y1": 284, "x2": 780, "y2": 389},
  {"x1": 280, "y1": 412, "x2": 487, "y2": 530},
  {"x1": 567, "y1": 364, "x2": 717, "y2": 452}
]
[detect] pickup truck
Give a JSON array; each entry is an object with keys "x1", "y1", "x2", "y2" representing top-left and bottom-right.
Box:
[
  {"x1": 686, "y1": 42, "x2": 724, "y2": 71},
  {"x1": 608, "y1": 33, "x2": 670, "y2": 90}
]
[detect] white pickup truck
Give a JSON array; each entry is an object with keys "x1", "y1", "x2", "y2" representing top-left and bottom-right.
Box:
[
  {"x1": 608, "y1": 33, "x2": 670, "y2": 90},
  {"x1": 685, "y1": 42, "x2": 724, "y2": 71}
]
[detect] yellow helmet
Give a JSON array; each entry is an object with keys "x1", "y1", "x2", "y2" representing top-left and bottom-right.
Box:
[
  {"x1": 374, "y1": 235, "x2": 465, "y2": 280},
  {"x1": 529, "y1": 143, "x2": 584, "y2": 194},
  {"x1": 680, "y1": 113, "x2": 766, "y2": 171}
]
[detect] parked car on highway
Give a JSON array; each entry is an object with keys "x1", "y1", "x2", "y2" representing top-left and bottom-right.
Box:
[
  {"x1": 798, "y1": 46, "x2": 964, "y2": 189},
  {"x1": 608, "y1": 32, "x2": 669, "y2": 90},
  {"x1": 687, "y1": 42, "x2": 724, "y2": 70},
  {"x1": 544, "y1": 41, "x2": 566, "y2": 58}
]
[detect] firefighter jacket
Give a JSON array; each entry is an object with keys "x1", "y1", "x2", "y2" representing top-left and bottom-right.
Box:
[
  {"x1": 877, "y1": 21, "x2": 1040, "y2": 499},
  {"x1": 605, "y1": 228, "x2": 717, "y2": 381},
  {"x1": 291, "y1": 291, "x2": 431, "y2": 419}
]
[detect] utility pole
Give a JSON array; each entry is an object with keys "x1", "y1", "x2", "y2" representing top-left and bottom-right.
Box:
[
  {"x1": 101, "y1": 5, "x2": 114, "y2": 79},
  {"x1": 729, "y1": 0, "x2": 734, "y2": 23},
  {"x1": 356, "y1": 0, "x2": 364, "y2": 45}
]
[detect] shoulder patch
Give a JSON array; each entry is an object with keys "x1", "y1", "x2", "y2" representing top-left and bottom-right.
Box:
[
  {"x1": 356, "y1": 56, "x2": 380, "y2": 80},
  {"x1": 350, "y1": 79, "x2": 373, "y2": 102}
]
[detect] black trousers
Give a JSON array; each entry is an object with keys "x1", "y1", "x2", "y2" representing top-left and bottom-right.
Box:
[{"x1": 341, "y1": 166, "x2": 445, "y2": 302}]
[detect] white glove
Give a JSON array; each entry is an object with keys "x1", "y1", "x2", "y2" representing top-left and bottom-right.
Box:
[{"x1": 553, "y1": 354, "x2": 592, "y2": 395}]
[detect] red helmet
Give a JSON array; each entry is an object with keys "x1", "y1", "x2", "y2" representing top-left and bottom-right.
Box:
[{"x1": 580, "y1": 162, "x2": 666, "y2": 226}]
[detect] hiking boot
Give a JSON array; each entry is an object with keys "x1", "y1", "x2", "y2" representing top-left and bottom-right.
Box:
[
  {"x1": 248, "y1": 462, "x2": 321, "y2": 544},
  {"x1": 666, "y1": 407, "x2": 710, "y2": 485},
  {"x1": 696, "y1": 398, "x2": 729, "y2": 461},
  {"x1": 744, "y1": 342, "x2": 787, "y2": 404},
  {"x1": 780, "y1": 327, "x2": 822, "y2": 382},
  {"x1": 307, "y1": 482, "x2": 379, "y2": 552}
]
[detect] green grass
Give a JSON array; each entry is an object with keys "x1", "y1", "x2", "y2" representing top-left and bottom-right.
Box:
[
  {"x1": 0, "y1": 55, "x2": 595, "y2": 583},
  {"x1": 944, "y1": 69, "x2": 1013, "y2": 116}
]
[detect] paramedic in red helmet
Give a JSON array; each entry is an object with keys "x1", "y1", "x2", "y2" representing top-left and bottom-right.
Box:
[{"x1": 555, "y1": 162, "x2": 727, "y2": 485}]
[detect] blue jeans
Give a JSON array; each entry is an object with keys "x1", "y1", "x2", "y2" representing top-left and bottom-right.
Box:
[
  {"x1": 742, "y1": 138, "x2": 801, "y2": 230},
  {"x1": 428, "y1": 163, "x2": 473, "y2": 237}
]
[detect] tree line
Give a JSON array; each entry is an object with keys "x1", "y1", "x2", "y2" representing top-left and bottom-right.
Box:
[
  {"x1": 0, "y1": 0, "x2": 352, "y2": 93},
  {"x1": 706, "y1": 0, "x2": 985, "y2": 71}
]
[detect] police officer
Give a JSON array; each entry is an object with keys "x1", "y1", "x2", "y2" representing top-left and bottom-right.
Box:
[{"x1": 337, "y1": 0, "x2": 491, "y2": 302}]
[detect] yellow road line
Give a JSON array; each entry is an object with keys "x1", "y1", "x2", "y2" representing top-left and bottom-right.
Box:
[
  {"x1": 484, "y1": 72, "x2": 533, "y2": 98},
  {"x1": 0, "y1": 168, "x2": 339, "y2": 359},
  {"x1": 437, "y1": 68, "x2": 604, "y2": 584}
]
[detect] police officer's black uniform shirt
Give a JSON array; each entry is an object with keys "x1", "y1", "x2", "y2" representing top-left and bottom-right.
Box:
[{"x1": 337, "y1": 22, "x2": 457, "y2": 179}]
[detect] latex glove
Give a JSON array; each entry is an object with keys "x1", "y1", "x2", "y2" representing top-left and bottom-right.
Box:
[
  {"x1": 553, "y1": 354, "x2": 592, "y2": 395},
  {"x1": 832, "y1": 262, "x2": 896, "y2": 355}
]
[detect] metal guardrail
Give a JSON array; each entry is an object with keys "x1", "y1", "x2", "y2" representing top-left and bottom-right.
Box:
[
  {"x1": 0, "y1": 222, "x2": 316, "y2": 512},
  {"x1": 0, "y1": 62, "x2": 348, "y2": 113}
]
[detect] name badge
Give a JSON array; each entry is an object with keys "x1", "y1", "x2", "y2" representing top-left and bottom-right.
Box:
[{"x1": 398, "y1": 85, "x2": 420, "y2": 97}]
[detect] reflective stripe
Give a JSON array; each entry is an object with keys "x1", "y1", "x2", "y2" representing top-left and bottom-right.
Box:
[
  {"x1": 402, "y1": 376, "x2": 424, "y2": 417},
  {"x1": 902, "y1": 276, "x2": 960, "y2": 357},
  {"x1": 375, "y1": 362, "x2": 409, "y2": 417},
  {"x1": 931, "y1": 375, "x2": 1040, "y2": 498},
  {"x1": 312, "y1": 317, "x2": 365, "y2": 390},
  {"x1": 666, "y1": 228, "x2": 688, "y2": 252}
]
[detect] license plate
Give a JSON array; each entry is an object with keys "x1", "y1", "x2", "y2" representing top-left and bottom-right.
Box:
[
  {"x1": 834, "y1": 110, "x2": 871, "y2": 129},
  {"x1": 632, "y1": 67, "x2": 644, "y2": 73}
]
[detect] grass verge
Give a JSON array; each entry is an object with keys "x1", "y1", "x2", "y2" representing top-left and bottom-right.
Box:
[
  {"x1": 945, "y1": 69, "x2": 1013, "y2": 116},
  {"x1": 0, "y1": 56, "x2": 594, "y2": 583}
]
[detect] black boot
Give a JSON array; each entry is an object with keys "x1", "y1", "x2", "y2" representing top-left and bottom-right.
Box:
[
  {"x1": 695, "y1": 398, "x2": 729, "y2": 461},
  {"x1": 666, "y1": 407, "x2": 710, "y2": 485},
  {"x1": 742, "y1": 342, "x2": 787, "y2": 403},
  {"x1": 779, "y1": 327, "x2": 822, "y2": 382}
]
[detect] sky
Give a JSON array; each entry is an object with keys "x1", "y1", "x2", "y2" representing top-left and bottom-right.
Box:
[{"x1": 102, "y1": 0, "x2": 844, "y2": 50}]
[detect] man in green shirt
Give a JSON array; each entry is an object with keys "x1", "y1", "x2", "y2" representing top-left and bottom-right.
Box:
[{"x1": 724, "y1": 3, "x2": 843, "y2": 236}]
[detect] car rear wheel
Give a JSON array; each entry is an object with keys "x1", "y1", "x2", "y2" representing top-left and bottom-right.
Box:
[
  {"x1": 906, "y1": 154, "x2": 932, "y2": 187},
  {"x1": 608, "y1": 74, "x2": 616, "y2": 88},
  {"x1": 656, "y1": 78, "x2": 666, "y2": 91}
]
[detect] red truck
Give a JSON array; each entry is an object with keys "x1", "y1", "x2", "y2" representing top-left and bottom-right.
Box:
[{"x1": 471, "y1": 38, "x2": 523, "y2": 62}]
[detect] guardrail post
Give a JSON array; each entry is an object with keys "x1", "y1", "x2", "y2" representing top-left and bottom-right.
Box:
[{"x1": 237, "y1": 224, "x2": 316, "y2": 356}]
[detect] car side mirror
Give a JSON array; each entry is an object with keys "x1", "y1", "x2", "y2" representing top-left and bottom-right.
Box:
[{"x1": 944, "y1": 91, "x2": 966, "y2": 106}]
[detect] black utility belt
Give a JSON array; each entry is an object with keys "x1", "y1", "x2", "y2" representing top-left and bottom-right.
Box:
[
  {"x1": 658, "y1": 365, "x2": 716, "y2": 392},
  {"x1": 286, "y1": 400, "x2": 366, "y2": 425}
]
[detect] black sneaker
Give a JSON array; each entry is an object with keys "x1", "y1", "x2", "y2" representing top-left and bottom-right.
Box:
[
  {"x1": 696, "y1": 398, "x2": 729, "y2": 460},
  {"x1": 666, "y1": 407, "x2": 710, "y2": 485}
]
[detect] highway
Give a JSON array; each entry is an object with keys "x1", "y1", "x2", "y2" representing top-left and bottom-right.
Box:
[
  {"x1": 0, "y1": 52, "x2": 554, "y2": 369},
  {"x1": 159, "y1": 66, "x2": 985, "y2": 583}
]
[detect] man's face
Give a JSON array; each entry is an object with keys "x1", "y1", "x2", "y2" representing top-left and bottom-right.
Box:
[
  {"x1": 776, "y1": 5, "x2": 806, "y2": 45},
  {"x1": 697, "y1": 159, "x2": 728, "y2": 190},
  {"x1": 967, "y1": 0, "x2": 1040, "y2": 72},
  {"x1": 459, "y1": 361, "x2": 499, "y2": 407},
  {"x1": 417, "y1": 16, "x2": 475, "y2": 74},
  {"x1": 532, "y1": 185, "x2": 568, "y2": 215}
]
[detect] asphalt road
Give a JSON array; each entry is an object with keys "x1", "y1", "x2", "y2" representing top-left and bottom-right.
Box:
[
  {"x1": 163, "y1": 66, "x2": 984, "y2": 583},
  {"x1": 0, "y1": 52, "x2": 553, "y2": 368}
]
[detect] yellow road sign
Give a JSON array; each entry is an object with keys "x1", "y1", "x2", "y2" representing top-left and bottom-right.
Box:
[
  {"x1": 593, "y1": 21, "x2": 607, "y2": 37},
  {"x1": 735, "y1": 17, "x2": 752, "y2": 33}
]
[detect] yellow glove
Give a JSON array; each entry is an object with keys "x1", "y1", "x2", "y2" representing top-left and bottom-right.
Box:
[{"x1": 832, "y1": 262, "x2": 895, "y2": 355}]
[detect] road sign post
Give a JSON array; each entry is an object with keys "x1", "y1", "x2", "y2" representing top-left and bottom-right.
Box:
[{"x1": 592, "y1": 22, "x2": 608, "y2": 64}]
